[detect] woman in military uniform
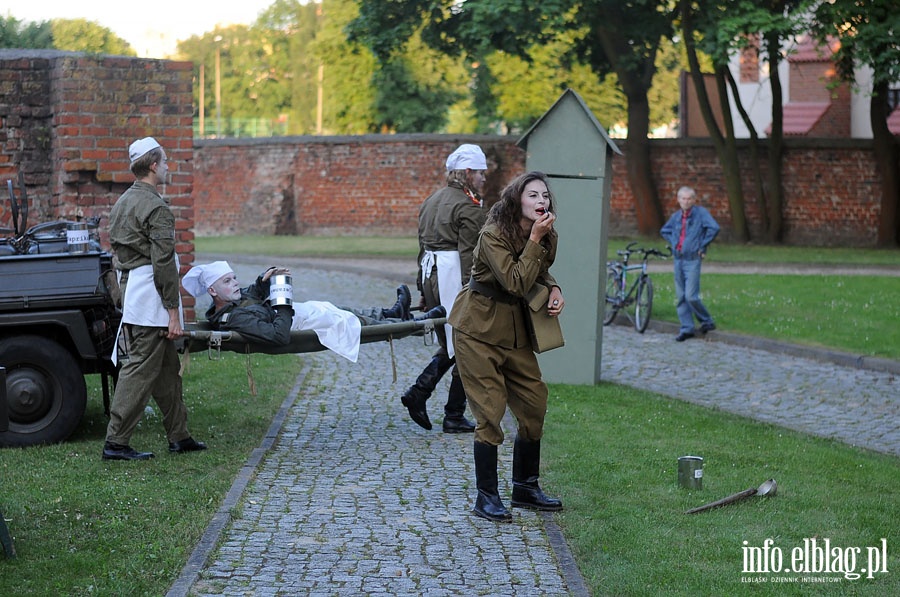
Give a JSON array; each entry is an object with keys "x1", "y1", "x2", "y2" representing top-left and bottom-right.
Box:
[{"x1": 449, "y1": 171, "x2": 565, "y2": 522}]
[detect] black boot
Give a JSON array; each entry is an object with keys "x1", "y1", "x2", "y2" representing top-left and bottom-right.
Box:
[
  {"x1": 415, "y1": 305, "x2": 446, "y2": 321},
  {"x1": 473, "y1": 442, "x2": 512, "y2": 522},
  {"x1": 510, "y1": 437, "x2": 563, "y2": 511},
  {"x1": 442, "y1": 374, "x2": 475, "y2": 433},
  {"x1": 381, "y1": 284, "x2": 412, "y2": 320},
  {"x1": 102, "y1": 441, "x2": 154, "y2": 461},
  {"x1": 400, "y1": 353, "x2": 453, "y2": 430}
]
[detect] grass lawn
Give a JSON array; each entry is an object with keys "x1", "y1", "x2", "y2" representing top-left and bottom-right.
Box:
[
  {"x1": 542, "y1": 383, "x2": 899, "y2": 595},
  {"x1": 647, "y1": 274, "x2": 900, "y2": 360}
]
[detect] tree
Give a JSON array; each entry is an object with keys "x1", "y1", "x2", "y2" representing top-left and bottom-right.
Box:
[
  {"x1": 309, "y1": 0, "x2": 378, "y2": 133},
  {"x1": 681, "y1": 0, "x2": 811, "y2": 243},
  {"x1": 50, "y1": 19, "x2": 135, "y2": 56},
  {"x1": 811, "y1": 0, "x2": 900, "y2": 247},
  {"x1": 348, "y1": 0, "x2": 675, "y2": 235},
  {"x1": 487, "y1": 39, "x2": 627, "y2": 134},
  {"x1": 0, "y1": 15, "x2": 133, "y2": 55},
  {"x1": 255, "y1": 0, "x2": 323, "y2": 134},
  {"x1": 0, "y1": 16, "x2": 52, "y2": 48},
  {"x1": 372, "y1": 46, "x2": 465, "y2": 133}
]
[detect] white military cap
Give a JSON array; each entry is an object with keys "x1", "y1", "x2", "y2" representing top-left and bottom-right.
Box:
[
  {"x1": 182, "y1": 261, "x2": 234, "y2": 298},
  {"x1": 128, "y1": 137, "x2": 161, "y2": 164},
  {"x1": 445, "y1": 144, "x2": 487, "y2": 171}
]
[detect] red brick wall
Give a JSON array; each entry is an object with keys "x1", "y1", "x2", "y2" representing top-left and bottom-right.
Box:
[
  {"x1": 608, "y1": 138, "x2": 881, "y2": 246},
  {"x1": 193, "y1": 136, "x2": 524, "y2": 236},
  {"x1": 0, "y1": 49, "x2": 196, "y2": 311},
  {"x1": 196, "y1": 136, "x2": 885, "y2": 247}
]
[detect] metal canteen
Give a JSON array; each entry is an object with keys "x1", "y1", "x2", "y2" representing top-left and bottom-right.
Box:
[{"x1": 268, "y1": 274, "x2": 293, "y2": 306}]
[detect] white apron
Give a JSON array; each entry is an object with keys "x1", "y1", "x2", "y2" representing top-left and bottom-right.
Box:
[
  {"x1": 421, "y1": 249, "x2": 462, "y2": 358},
  {"x1": 111, "y1": 259, "x2": 184, "y2": 366},
  {"x1": 291, "y1": 301, "x2": 363, "y2": 363}
]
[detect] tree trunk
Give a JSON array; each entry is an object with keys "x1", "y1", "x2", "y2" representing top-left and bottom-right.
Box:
[
  {"x1": 726, "y1": 68, "x2": 769, "y2": 236},
  {"x1": 870, "y1": 82, "x2": 900, "y2": 247},
  {"x1": 681, "y1": 2, "x2": 749, "y2": 241},
  {"x1": 593, "y1": 21, "x2": 665, "y2": 236},
  {"x1": 764, "y1": 29, "x2": 785, "y2": 242},
  {"x1": 714, "y1": 68, "x2": 750, "y2": 242},
  {"x1": 624, "y1": 95, "x2": 663, "y2": 234}
]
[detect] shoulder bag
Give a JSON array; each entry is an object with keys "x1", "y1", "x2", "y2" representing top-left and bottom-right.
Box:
[{"x1": 523, "y1": 284, "x2": 565, "y2": 353}]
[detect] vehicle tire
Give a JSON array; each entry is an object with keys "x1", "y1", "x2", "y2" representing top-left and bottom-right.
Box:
[
  {"x1": 603, "y1": 267, "x2": 621, "y2": 326},
  {"x1": 0, "y1": 335, "x2": 87, "y2": 447},
  {"x1": 634, "y1": 276, "x2": 654, "y2": 333}
]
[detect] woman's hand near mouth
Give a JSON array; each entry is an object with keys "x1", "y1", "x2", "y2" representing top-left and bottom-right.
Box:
[{"x1": 529, "y1": 211, "x2": 555, "y2": 243}]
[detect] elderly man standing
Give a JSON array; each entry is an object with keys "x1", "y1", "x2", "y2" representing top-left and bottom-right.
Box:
[
  {"x1": 102, "y1": 137, "x2": 206, "y2": 461},
  {"x1": 400, "y1": 144, "x2": 488, "y2": 433},
  {"x1": 660, "y1": 185, "x2": 720, "y2": 342}
]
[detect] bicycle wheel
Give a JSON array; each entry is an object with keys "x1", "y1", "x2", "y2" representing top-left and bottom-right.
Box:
[
  {"x1": 634, "y1": 276, "x2": 653, "y2": 333},
  {"x1": 603, "y1": 267, "x2": 621, "y2": 326}
]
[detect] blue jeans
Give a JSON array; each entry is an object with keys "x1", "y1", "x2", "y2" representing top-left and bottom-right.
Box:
[{"x1": 673, "y1": 258, "x2": 714, "y2": 334}]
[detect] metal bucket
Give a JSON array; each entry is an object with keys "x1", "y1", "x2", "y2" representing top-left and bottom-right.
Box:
[
  {"x1": 268, "y1": 274, "x2": 293, "y2": 306},
  {"x1": 66, "y1": 222, "x2": 90, "y2": 254},
  {"x1": 678, "y1": 456, "x2": 703, "y2": 489}
]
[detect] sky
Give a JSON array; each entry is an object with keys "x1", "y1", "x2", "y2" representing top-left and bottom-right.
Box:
[{"x1": 1, "y1": 0, "x2": 279, "y2": 58}]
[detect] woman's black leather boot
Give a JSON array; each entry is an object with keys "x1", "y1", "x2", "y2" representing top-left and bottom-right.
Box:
[
  {"x1": 511, "y1": 437, "x2": 563, "y2": 511},
  {"x1": 472, "y1": 441, "x2": 512, "y2": 522}
]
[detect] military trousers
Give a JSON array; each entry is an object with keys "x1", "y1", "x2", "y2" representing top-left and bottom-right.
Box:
[
  {"x1": 453, "y1": 329, "x2": 547, "y2": 446},
  {"x1": 106, "y1": 324, "x2": 190, "y2": 446}
]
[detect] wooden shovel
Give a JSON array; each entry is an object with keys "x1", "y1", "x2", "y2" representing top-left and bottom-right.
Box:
[{"x1": 685, "y1": 479, "x2": 777, "y2": 514}]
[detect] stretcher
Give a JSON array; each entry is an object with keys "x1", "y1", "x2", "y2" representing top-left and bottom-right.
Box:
[{"x1": 183, "y1": 317, "x2": 445, "y2": 357}]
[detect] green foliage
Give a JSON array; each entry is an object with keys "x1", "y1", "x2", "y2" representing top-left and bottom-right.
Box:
[
  {"x1": 50, "y1": 19, "x2": 135, "y2": 56},
  {"x1": 373, "y1": 59, "x2": 459, "y2": 132},
  {"x1": 648, "y1": 37, "x2": 687, "y2": 131},
  {"x1": 178, "y1": 2, "x2": 322, "y2": 136},
  {"x1": 488, "y1": 40, "x2": 627, "y2": 133},
  {"x1": 349, "y1": 0, "x2": 672, "y2": 137},
  {"x1": 811, "y1": 0, "x2": 900, "y2": 88},
  {"x1": 0, "y1": 15, "x2": 133, "y2": 56},
  {"x1": 0, "y1": 16, "x2": 52, "y2": 48},
  {"x1": 311, "y1": 0, "x2": 378, "y2": 134}
]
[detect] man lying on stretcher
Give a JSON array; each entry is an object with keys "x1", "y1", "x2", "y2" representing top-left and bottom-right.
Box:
[{"x1": 182, "y1": 261, "x2": 445, "y2": 362}]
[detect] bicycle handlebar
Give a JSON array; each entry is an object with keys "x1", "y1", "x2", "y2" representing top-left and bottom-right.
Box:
[{"x1": 613, "y1": 243, "x2": 672, "y2": 261}]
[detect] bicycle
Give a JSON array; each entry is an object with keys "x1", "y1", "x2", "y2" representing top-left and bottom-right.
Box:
[{"x1": 603, "y1": 241, "x2": 671, "y2": 333}]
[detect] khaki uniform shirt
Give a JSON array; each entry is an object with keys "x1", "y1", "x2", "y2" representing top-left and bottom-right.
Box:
[
  {"x1": 449, "y1": 223, "x2": 559, "y2": 350},
  {"x1": 416, "y1": 182, "x2": 485, "y2": 292},
  {"x1": 108, "y1": 181, "x2": 181, "y2": 310}
]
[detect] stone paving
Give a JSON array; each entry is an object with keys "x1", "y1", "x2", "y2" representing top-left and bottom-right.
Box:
[{"x1": 168, "y1": 255, "x2": 898, "y2": 596}]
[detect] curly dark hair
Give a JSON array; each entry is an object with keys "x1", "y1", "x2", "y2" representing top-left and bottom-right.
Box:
[{"x1": 486, "y1": 171, "x2": 555, "y2": 246}]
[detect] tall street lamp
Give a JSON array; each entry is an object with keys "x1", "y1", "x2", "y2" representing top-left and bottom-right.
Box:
[{"x1": 214, "y1": 35, "x2": 223, "y2": 136}]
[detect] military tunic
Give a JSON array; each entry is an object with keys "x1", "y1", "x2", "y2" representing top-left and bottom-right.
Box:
[
  {"x1": 416, "y1": 181, "x2": 485, "y2": 301},
  {"x1": 449, "y1": 223, "x2": 559, "y2": 445},
  {"x1": 105, "y1": 181, "x2": 190, "y2": 446},
  {"x1": 414, "y1": 181, "x2": 485, "y2": 416}
]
